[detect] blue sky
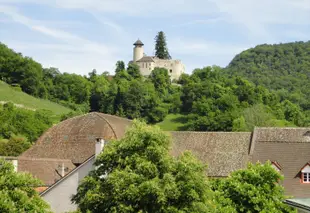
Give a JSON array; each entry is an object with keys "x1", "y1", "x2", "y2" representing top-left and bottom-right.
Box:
[{"x1": 0, "y1": 0, "x2": 309, "y2": 75}]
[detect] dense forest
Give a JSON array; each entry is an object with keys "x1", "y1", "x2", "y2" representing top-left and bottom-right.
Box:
[{"x1": 1, "y1": 39, "x2": 310, "y2": 156}]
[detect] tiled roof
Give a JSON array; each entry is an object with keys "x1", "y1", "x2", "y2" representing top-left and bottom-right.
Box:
[
  {"x1": 17, "y1": 157, "x2": 75, "y2": 186},
  {"x1": 169, "y1": 131, "x2": 252, "y2": 176},
  {"x1": 250, "y1": 127, "x2": 310, "y2": 198},
  {"x1": 136, "y1": 56, "x2": 156, "y2": 62},
  {"x1": 21, "y1": 112, "x2": 132, "y2": 164}
]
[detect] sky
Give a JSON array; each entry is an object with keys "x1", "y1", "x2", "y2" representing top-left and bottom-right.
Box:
[{"x1": 0, "y1": 0, "x2": 309, "y2": 75}]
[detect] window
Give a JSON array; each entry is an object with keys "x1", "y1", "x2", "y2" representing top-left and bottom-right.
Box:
[
  {"x1": 301, "y1": 164, "x2": 310, "y2": 183},
  {"x1": 170, "y1": 69, "x2": 172, "y2": 73},
  {"x1": 146, "y1": 63, "x2": 148, "y2": 68},
  {"x1": 304, "y1": 173, "x2": 310, "y2": 183}
]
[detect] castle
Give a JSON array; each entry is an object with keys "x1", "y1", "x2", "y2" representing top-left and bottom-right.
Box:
[{"x1": 130, "y1": 39, "x2": 185, "y2": 81}]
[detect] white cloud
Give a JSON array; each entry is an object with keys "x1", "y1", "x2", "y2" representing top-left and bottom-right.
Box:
[{"x1": 0, "y1": 4, "x2": 121, "y2": 74}]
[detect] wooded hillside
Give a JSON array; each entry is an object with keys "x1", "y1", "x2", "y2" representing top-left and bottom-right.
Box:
[{"x1": 0, "y1": 40, "x2": 309, "y2": 139}]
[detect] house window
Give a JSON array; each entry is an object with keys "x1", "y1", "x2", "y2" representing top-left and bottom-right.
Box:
[
  {"x1": 303, "y1": 173, "x2": 310, "y2": 183},
  {"x1": 301, "y1": 164, "x2": 310, "y2": 183},
  {"x1": 146, "y1": 63, "x2": 148, "y2": 68}
]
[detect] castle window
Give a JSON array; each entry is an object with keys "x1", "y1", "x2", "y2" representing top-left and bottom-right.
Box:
[
  {"x1": 170, "y1": 69, "x2": 172, "y2": 73},
  {"x1": 301, "y1": 163, "x2": 310, "y2": 183}
]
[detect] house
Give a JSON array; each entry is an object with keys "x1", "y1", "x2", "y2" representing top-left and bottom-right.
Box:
[
  {"x1": 129, "y1": 39, "x2": 185, "y2": 81},
  {"x1": 14, "y1": 113, "x2": 310, "y2": 212}
]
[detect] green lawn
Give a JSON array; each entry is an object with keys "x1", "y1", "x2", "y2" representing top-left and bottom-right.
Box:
[
  {"x1": 157, "y1": 113, "x2": 188, "y2": 131},
  {"x1": 0, "y1": 81, "x2": 71, "y2": 120}
]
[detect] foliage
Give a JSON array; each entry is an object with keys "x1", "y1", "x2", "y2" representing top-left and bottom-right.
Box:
[
  {"x1": 0, "y1": 159, "x2": 51, "y2": 213},
  {"x1": 115, "y1": 61, "x2": 125, "y2": 74},
  {"x1": 225, "y1": 41, "x2": 310, "y2": 115},
  {"x1": 0, "y1": 80, "x2": 71, "y2": 119},
  {"x1": 1, "y1": 39, "x2": 310, "y2": 131},
  {"x1": 0, "y1": 135, "x2": 31, "y2": 156},
  {"x1": 72, "y1": 120, "x2": 218, "y2": 213},
  {"x1": 154, "y1": 31, "x2": 171, "y2": 59},
  {"x1": 0, "y1": 102, "x2": 53, "y2": 144},
  {"x1": 211, "y1": 162, "x2": 295, "y2": 213}
]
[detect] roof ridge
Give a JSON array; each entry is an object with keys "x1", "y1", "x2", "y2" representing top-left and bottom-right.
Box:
[
  {"x1": 94, "y1": 112, "x2": 118, "y2": 139},
  {"x1": 17, "y1": 157, "x2": 73, "y2": 162}
]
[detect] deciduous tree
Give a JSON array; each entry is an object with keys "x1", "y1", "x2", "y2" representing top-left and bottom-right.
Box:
[
  {"x1": 0, "y1": 160, "x2": 51, "y2": 213},
  {"x1": 72, "y1": 121, "x2": 218, "y2": 213}
]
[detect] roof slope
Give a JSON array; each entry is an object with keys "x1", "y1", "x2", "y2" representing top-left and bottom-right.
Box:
[
  {"x1": 170, "y1": 131, "x2": 252, "y2": 176},
  {"x1": 21, "y1": 112, "x2": 132, "y2": 164},
  {"x1": 136, "y1": 56, "x2": 156, "y2": 62},
  {"x1": 2, "y1": 156, "x2": 75, "y2": 186},
  {"x1": 250, "y1": 127, "x2": 310, "y2": 197}
]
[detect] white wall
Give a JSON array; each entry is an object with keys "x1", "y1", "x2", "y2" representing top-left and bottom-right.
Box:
[{"x1": 42, "y1": 157, "x2": 95, "y2": 213}]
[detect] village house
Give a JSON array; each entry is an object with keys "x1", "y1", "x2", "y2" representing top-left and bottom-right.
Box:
[{"x1": 9, "y1": 112, "x2": 310, "y2": 213}]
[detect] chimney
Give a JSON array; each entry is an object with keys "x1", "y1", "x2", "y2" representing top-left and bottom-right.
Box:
[
  {"x1": 12, "y1": 159, "x2": 18, "y2": 172},
  {"x1": 95, "y1": 138, "x2": 105, "y2": 157},
  {"x1": 61, "y1": 162, "x2": 65, "y2": 177}
]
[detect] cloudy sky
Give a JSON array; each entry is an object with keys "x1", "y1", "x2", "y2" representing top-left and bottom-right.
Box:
[{"x1": 0, "y1": 0, "x2": 309, "y2": 75}]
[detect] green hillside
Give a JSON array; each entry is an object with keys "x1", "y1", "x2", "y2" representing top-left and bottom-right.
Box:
[
  {"x1": 225, "y1": 41, "x2": 310, "y2": 111},
  {"x1": 0, "y1": 81, "x2": 71, "y2": 119}
]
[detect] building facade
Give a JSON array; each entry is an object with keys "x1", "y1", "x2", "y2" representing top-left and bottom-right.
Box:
[{"x1": 130, "y1": 39, "x2": 185, "y2": 81}]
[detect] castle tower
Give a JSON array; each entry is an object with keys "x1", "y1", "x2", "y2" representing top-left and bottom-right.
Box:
[{"x1": 133, "y1": 39, "x2": 144, "y2": 62}]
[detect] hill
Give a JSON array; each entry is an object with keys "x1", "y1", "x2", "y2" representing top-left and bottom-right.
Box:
[
  {"x1": 0, "y1": 80, "x2": 71, "y2": 120},
  {"x1": 225, "y1": 41, "x2": 310, "y2": 111}
]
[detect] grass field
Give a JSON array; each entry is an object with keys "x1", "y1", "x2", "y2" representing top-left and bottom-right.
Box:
[
  {"x1": 0, "y1": 81, "x2": 71, "y2": 120},
  {"x1": 157, "y1": 113, "x2": 188, "y2": 131}
]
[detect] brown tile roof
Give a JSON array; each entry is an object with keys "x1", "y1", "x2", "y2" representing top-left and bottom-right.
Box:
[
  {"x1": 16, "y1": 157, "x2": 75, "y2": 186},
  {"x1": 21, "y1": 112, "x2": 132, "y2": 164},
  {"x1": 136, "y1": 56, "x2": 156, "y2": 62},
  {"x1": 250, "y1": 127, "x2": 310, "y2": 198},
  {"x1": 169, "y1": 131, "x2": 252, "y2": 177}
]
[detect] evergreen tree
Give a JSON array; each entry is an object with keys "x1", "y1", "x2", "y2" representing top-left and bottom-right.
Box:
[
  {"x1": 154, "y1": 31, "x2": 171, "y2": 59},
  {"x1": 115, "y1": 61, "x2": 125, "y2": 74}
]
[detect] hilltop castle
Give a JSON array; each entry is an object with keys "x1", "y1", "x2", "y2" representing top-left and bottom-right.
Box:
[{"x1": 130, "y1": 39, "x2": 185, "y2": 81}]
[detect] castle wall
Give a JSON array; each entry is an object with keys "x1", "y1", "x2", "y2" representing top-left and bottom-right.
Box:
[
  {"x1": 137, "y1": 61, "x2": 155, "y2": 76},
  {"x1": 153, "y1": 59, "x2": 185, "y2": 81}
]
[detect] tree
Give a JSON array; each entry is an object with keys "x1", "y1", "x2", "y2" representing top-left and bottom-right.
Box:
[
  {"x1": 127, "y1": 63, "x2": 141, "y2": 79},
  {"x1": 115, "y1": 61, "x2": 125, "y2": 74},
  {"x1": 154, "y1": 31, "x2": 171, "y2": 59},
  {"x1": 72, "y1": 120, "x2": 218, "y2": 213},
  {"x1": 0, "y1": 159, "x2": 51, "y2": 212},
  {"x1": 149, "y1": 68, "x2": 171, "y2": 97},
  {"x1": 0, "y1": 135, "x2": 31, "y2": 156},
  {"x1": 211, "y1": 162, "x2": 295, "y2": 213}
]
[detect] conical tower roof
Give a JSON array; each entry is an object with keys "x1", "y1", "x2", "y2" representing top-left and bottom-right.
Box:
[{"x1": 133, "y1": 39, "x2": 144, "y2": 46}]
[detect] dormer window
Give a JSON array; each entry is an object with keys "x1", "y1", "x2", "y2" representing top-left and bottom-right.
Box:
[
  {"x1": 303, "y1": 173, "x2": 310, "y2": 183},
  {"x1": 271, "y1": 161, "x2": 281, "y2": 172},
  {"x1": 300, "y1": 163, "x2": 310, "y2": 183}
]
